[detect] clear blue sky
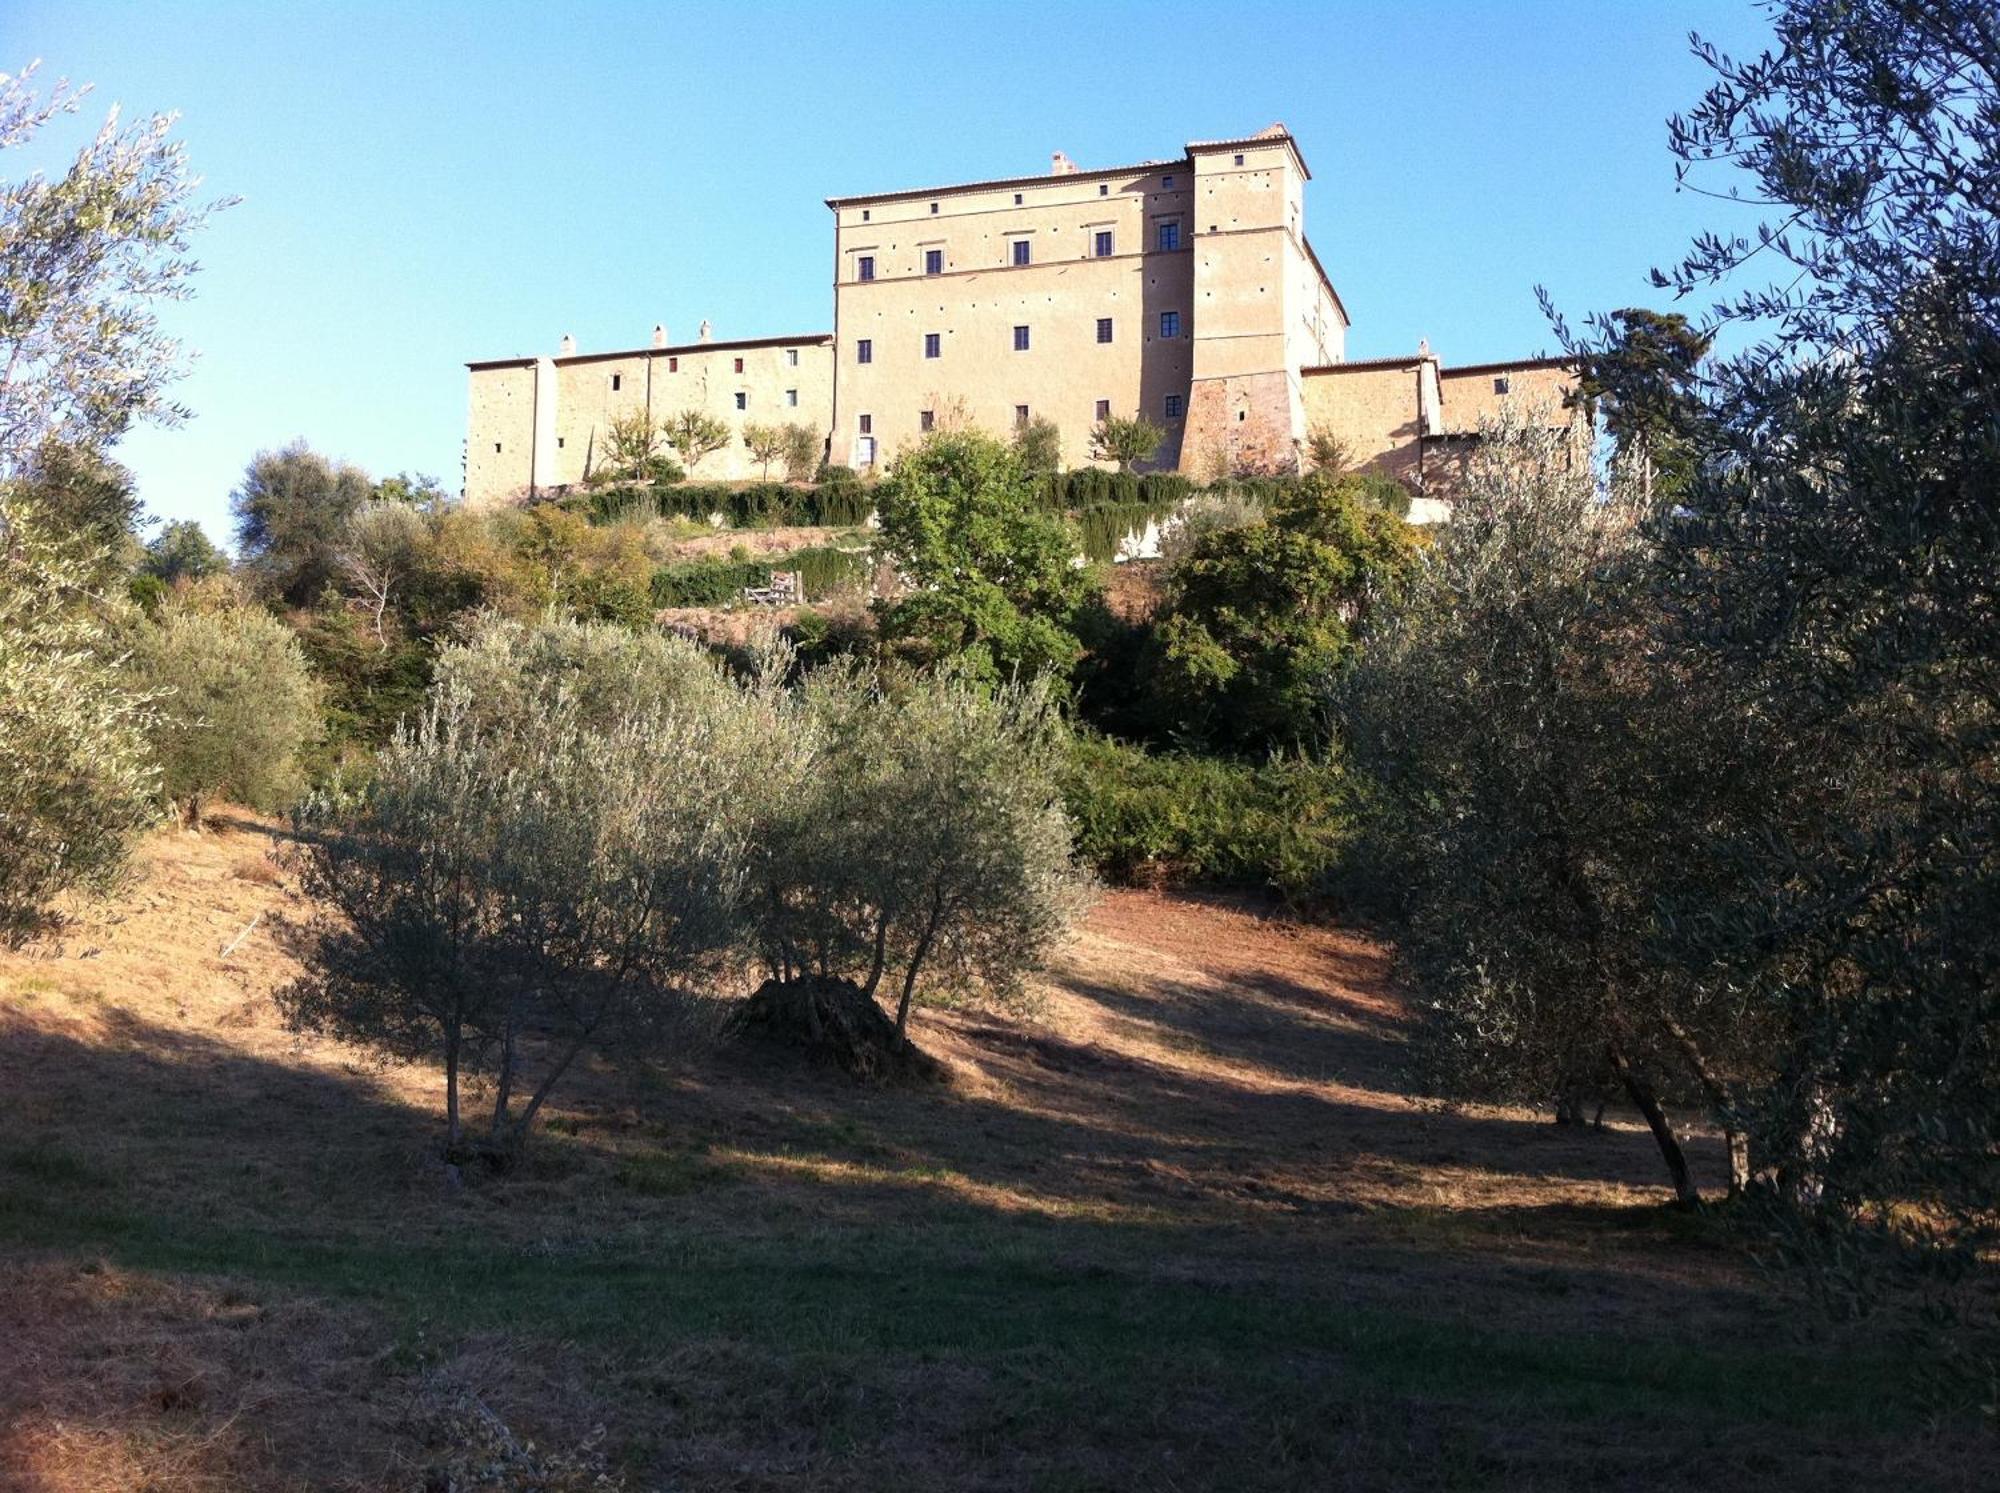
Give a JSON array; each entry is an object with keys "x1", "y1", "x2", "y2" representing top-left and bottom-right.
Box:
[{"x1": 11, "y1": 1, "x2": 1774, "y2": 545}]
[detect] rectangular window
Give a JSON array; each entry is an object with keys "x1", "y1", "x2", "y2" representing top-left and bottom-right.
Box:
[
  {"x1": 668, "y1": 356, "x2": 678, "y2": 371},
  {"x1": 858, "y1": 255, "x2": 875, "y2": 281},
  {"x1": 1095, "y1": 399, "x2": 1111, "y2": 421},
  {"x1": 925, "y1": 248, "x2": 943, "y2": 275},
  {"x1": 859, "y1": 413, "x2": 872, "y2": 435},
  {"x1": 557, "y1": 437, "x2": 564, "y2": 448},
  {"x1": 733, "y1": 357, "x2": 744, "y2": 373},
  {"x1": 862, "y1": 209, "x2": 870, "y2": 221},
  {"x1": 857, "y1": 339, "x2": 872, "y2": 364},
  {"x1": 611, "y1": 373, "x2": 622, "y2": 391},
  {"x1": 786, "y1": 389, "x2": 798, "y2": 406},
  {"x1": 1157, "y1": 221, "x2": 1180, "y2": 251},
  {"x1": 786, "y1": 348, "x2": 799, "y2": 366},
  {"x1": 1233, "y1": 152, "x2": 1245, "y2": 165},
  {"x1": 734, "y1": 392, "x2": 747, "y2": 410},
  {"x1": 924, "y1": 332, "x2": 941, "y2": 359},
  {"x1": 1011, "y1": 239, "x2": 1031, "y2": 266},
  {"x1": 1098, "y1": 183, "x2": 1109, "y2": 196},
  {"x1": 1013, "y1": 192, "x2": 1023, "y2": 205},
  {"x1": 1164, "y1": 393, "x2": 1184, "y2": 418},
  {"x1": 1096, "y1": 317, "x2": 1113, "y2": 344},
  {"x1": 929, "y1": 201, "x2": 939, "y2": 214},
  {"x1": 920, "y1": 409, "x2": 935, "y2": 432},
  {"x1": 1013, "y1": 325, "x2": 1030, "y2": 351},
  {"x1": 1014, "y1": 404, "x2": 1030, "y2": 428},
  {"x1": 1160, "y1": 310, "x2": 1181, "y2": 339},
  {"x1": 493, "y1": 442, "x2": 502, "y2": 453},
  {"x1": 1494, "y1": 375, "x2": 1511, "y2": 394},
  {"x1": 1093, "y1": 229, "x2": 1114, "y2": 257},
  {"x1": 1162, "y1": 174, "x2": 1175, "y2": 189}
]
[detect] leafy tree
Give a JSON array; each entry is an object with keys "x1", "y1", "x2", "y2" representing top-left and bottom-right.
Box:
[
  {"x1": 1572, "y1": 308, "x2": 1711, "y2": 502},
  {"x1": 370, "y1": 471, "x2": 449, "y2": 509},
  {"x1": 337, "y1": 500, "x2": 426, "y2": 644},
  {"x1": 741, "y1": 662, "x2": 1089, "y2": 1062},
  {"x1": 743, "y1": 422, "x2": 785, "y2": 482},
  {"x1": 873, "y1": 430, "x2": 1094, "y2": 682},
  {"x1": 1088, "y1": 414, "x2": 1164, "y2": 472},
  {"x1": 0, "y1": 491, "x2": 159, "y2": 944},
  {"x1": 1305, "y1": 425, "x2": 1350, "y2": 474},
  {"x1": 1152, "y1": 470, "x2": 1418, "y2": 754},
  {"x1": 590, "y1": 414, "x2": 681, "y2": 488},
  {"x1": 780, "y1": 422, "x2": 821, "y2": 484},
  {"x1": 1630, "y1": 0, "x2": 2000, "y2": 1257},
  {"x1": 11, "y1": 440, "x2": 144, "y2": 580},
  {"x1": 232, "y1": 441, "x2": 372, "y2": 605},
  {"x1": 281, "y1": 665, "x2": 753, "y2": 1159},
  {"x1": 128, "y1": 601, "x2": 324, "y2": 826},
  {"x1": 0, "y1": 62, "x2": 232, "y2": 473},
  {"x1": 1337, "y1": 413, "x2": 1748, "y2": 1205},
  {"x1": 663, "y1": 408, "x2": 730, "y2": 476},
  {"x1": 142, "y1": 519, "x2": 228, "y2": 584},
  {"x1": 1012, "y1": 416, "x2": 1062, "y2": 475}
]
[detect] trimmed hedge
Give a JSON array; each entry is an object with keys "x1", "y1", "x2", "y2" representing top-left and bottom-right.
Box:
[
  {"x1": 1033, "y1": 469, "x2": 1194, "y2": 511},
  {"x1": 650, "y1": 557, "x2": 773, "y2": 608},
  {"x1": 1061, "y1": 732, "x2": 1350, "y2": 899},
  {"x1": 1076, "y1": 500, "x2": 1179, "y2": 563},
  {"x1": 589, "y1": 481, "x2": 873, "y2": 530}
]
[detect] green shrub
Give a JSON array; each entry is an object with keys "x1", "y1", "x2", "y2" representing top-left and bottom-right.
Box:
[
  {"x1": 785, "y1": 545, "x2": 870, "y2": 600},
  {"x1": 1075, "y1": 500, "x2": 1178, "y2": 562},
  {"x1": 129, "y1": 602, "x2": 325, "y2": 825},
  {"x1": 1061, "y1": 733, "x2": 1350, "y2": 900},
  {"x1": 650, "y1": 556, "x2": 773, "y2": 608}
]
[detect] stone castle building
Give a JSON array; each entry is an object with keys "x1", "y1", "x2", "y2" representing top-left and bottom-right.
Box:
[{"x1": 464, "y1": 125, "x2": 1574, "y2": 506}]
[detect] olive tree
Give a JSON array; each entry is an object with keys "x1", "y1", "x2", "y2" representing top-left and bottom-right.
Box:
[
  {"x1": 282, "y1": 666, "x2": 755, "y2": 1159},
  {"x1": 740, "y1": 663, "x2": 1090, "y2": 1068},
  {"x1": 232, "y1": 442, "x2": 373, "y2": 605},
  {"x1": 0, "y1": 493, "x2": 159, "y2": 944},
  {"x1": 1336, "y1": 410, "x2": 1759, "y2": 1205},
  {"x1": 1088, "y1": 414, "x2": 1164, "y2": 473},
  {"x1": 128, "y1": 601, "x2": 324, "y2": 826},
  {"x1": 663, "y1": 408, "x2": 730, "y2": 476},
  {"x1": 743, "y1": 423, "x2": 785, "y2": 482}
]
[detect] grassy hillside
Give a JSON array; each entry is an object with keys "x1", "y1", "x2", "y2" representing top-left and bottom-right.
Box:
[{"x1": 0, "y1": 817, "x2": 1986, "y2": 1490}]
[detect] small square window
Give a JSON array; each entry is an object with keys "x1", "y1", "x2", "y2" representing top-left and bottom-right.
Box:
[
  {"x1": 862, "y1": 208, "x2": 870, "y2": 221},
  {"x1": 735, "y1": 392, "x2": 747, "y2": 410},
  {"x1": 668, "y1": 356, "x2": 678, "y2": 371},
  {"x1": 1160, "y1": 310, "x2": 1180, "y2": 339},
  {"x1": 924, "y1": 332, "x2": 940, "y2": 359},
  {"x1": 1093, "y1": 229, "x2": 1114, "y2": 257},
  {"x1": 857, "y1": 339, "x2": 872, "y2": 364},
  {"x1": 1494, "y1": 375, "x2": 1511, "y2": 394},
  {"x1": 557, "y1": 437, "x2": 564, "y2": 448},
  {"x1": 494, "y1": 442, "x2": 502, "y2": 453},
  {"x1": 1164, "y1": 393, "x2": 1184, "y2": 418},
  {"x1": 1013, "y1": 325, "x2": 1030, "y2": 352},
  {"x1": 858, "y1": 255, "x2": 875, "y2": 282},
  {"x1": 925, "y1": 248, "x2": 943, "y2": 275},
  {"x1": 929, "y1": 201, "x2": 939, "y2": 214},
  {"x1": 1013, "y1": 192, "x2": 1022, "y2": 205},
  {"x1": 786, "y1": 389, "x2": 798, "y2": 406},
  {"x1": 1011, "y1": 239, "x2": 1031, "y2": 266},
  {"x1": 1233, "y1": 153, "x2": 1244, "y2": 166},
  {"x1": 1163, "y1": 174, "x2": 1175, "y2": 188},
  {"x1": 787, "y1": 348, "x2": 799, "y2": 366},
  {"x1": 733, "y1": 357, "x2": 744, "y2": 373},
  {"x1": 1096, "y1": 317, "x2": 1113, "y2": 344},
  {"x1": 859, "y1": 413, "x2": 873, "y2": 435},
  {"x1": 1014, "y1": 404, "x2": 1029, "y2": 428},
  {"x1": 1158, "y1": 221, "x2": 1180, "y2": 252},
  {"x1": 1094, "y1": 399, "x2": 1110, "y2": 422},
  {"x1": 920, "y1": 409, "x2": 935, "y2": 432},
  {"x1": 1098, "y1": 183, "x2": 1108, "y2": 196}
]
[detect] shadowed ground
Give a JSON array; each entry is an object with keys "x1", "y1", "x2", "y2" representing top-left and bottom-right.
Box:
[{"x1": 0, "y1": 817, "x2": 1988, "y2": 1490}]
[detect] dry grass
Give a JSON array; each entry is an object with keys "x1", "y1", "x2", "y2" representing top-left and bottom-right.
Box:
[{"x1": 0, "y1": 815, "x2": 1990, "y2": 1491}]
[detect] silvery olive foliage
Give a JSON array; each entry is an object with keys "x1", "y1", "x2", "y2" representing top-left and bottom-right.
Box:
[
  {"x1": 1337, "y1": 410, "x2": 1760, "y2": 1206},
  {"x1": 0, "y1": 495, "x2": 159, "y2": 945},
  {"x1": 0, "y1": 61, "x2": 231, "y2": 475},
  {"x1": 126, "y1": 601, "x2": 324, "y2": 826},
  {"x1": 751, "y1": 662, "x2": 1092, "y2": 1038},
  {"x1": 282, "y1": 651, "x2": 760, "y2": 1158}
]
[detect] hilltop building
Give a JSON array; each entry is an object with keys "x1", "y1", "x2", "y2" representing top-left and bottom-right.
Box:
[{"x1": 464, "y1": 125, "x2": 1574, "y2": 507}]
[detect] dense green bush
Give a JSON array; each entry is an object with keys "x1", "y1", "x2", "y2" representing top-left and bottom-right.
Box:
[
  {"x1": 1075, "y1": 500, "x2": 1178, "y2": 563},
  {"x1": 786, "y1": 545, "x2": 870, "y2": 600},
  {"x1": 1033, "y1": 469, "x2": 1193, "y2": 511},
  {"x1": 650, "y1": 556, "x2": 773, "y2": 607},
  {"x1": 128, "y1": 602, "x2": 325, "y2": 825},
  {"x1": 1061, "y1": 733, "x2": 1350, "y2": 900},
  {"x1": 589, "y1": 481, "x2": 874, "y2": 531}
]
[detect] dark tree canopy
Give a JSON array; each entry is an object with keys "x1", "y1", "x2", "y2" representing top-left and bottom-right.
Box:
[{"x1": 232, "y1": 441, "x2": 372, "y2": 604}]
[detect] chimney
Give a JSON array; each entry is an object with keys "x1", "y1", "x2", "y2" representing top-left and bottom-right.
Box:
[
  {"x1": 697, "y1": 319, "x2": 713, "y2": 343},
  {"x1": 558, "y1": 333, "x2": 576, "y2": 356},
  {"x1": 651, "y1": 324, "x2": 668, "y2": 349},
  {"x1": 1051, "y1": 150, "x2": 1080, "y2": 176}
]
